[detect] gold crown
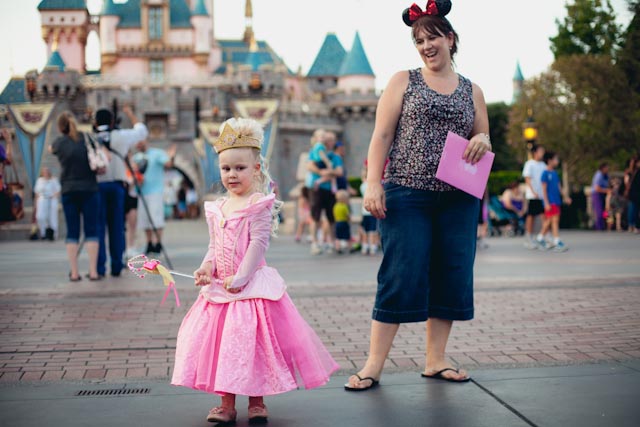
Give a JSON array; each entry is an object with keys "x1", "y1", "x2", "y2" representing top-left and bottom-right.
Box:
[{"x1": 213, "y1": 123, "x2": 262, "y2": 153}]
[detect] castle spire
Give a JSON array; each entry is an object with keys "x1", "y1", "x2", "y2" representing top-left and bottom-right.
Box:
[
  {"x1": 512, "y1": 61, "x2": 524, "y2": 104},
  {"x1": 243, "y1": 0, "x2": 254, "y2": 44}
]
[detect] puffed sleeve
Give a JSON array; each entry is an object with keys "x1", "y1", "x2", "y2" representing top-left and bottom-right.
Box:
[{"x1": 228, "y1": 205, "x2": 271, "y2": 289}]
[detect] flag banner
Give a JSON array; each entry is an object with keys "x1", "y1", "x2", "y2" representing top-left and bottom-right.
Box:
[
  {"x1": 13, "y1": 130, "x2": 33, "y2": 189},
  {"x1": 8, "y1": 103, "x2": 56, "y2": 191},
  {"x1": 8, "y1": 103, "x2": 55, "y2": 137},
  {"x1": 198, "y1": 122, "x2": 223, "y2": 193},
  {"x1": 231, "y1": 99, "x2": 279, "y2": 126},
  {"x1": 262, "y1": 115, "x2": 279, "y2": 162}
]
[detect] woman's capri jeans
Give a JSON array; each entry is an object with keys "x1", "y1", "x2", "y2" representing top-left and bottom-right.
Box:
[{"x1": 372, "y1": 183, "x2": 479, "y2": 323}]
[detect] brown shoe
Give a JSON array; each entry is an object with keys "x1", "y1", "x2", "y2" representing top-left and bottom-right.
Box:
[
  {"x1": 248, "y1": 404, "x2": 268, "y2": 423},
  {"x1": 207, "y1": 406, "x2": 237, "y2": 423}
]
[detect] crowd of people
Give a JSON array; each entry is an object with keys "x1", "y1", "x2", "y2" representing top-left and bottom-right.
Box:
[
  {"x1": 482, "y1": 147, "x2": 640, "y2": 252},
  {"x1": 40, "y1": 106, "x2": 187, "y2": 281},
  {"x1": 296, "y1": 128, "x2": 382, "y2": 256}
]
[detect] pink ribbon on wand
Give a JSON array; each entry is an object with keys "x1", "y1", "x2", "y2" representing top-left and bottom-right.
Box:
[{"x1": 128, "y1": 255, "x2": 194, "y2": 307}]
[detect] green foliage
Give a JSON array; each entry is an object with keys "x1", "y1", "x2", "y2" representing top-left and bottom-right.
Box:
[
  {"x1": 550, "y1": 0, "x2": 622, "y2": 59},
  {"x1": 617, "y1": 2, "x2": 640, "y2": 94},
  {"x1": 508, "y1": 55, "x2": 640, "y2": 188},
  {"x1": 488, "y1": 170, "x2": 522, "y2": 196},
  {"x1": 348, "y1": 176, "x2": 362, "y2": 196},
  {"x1": 487, "y1": 102, "x2": 521, "y2": 171}
]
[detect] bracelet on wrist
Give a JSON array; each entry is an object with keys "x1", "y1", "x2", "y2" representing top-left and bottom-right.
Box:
[{"x1": 478, "y1": 132, "x2": 491, "y2": 149}]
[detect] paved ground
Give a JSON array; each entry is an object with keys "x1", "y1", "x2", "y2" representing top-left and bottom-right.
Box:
[{"x1": 1, "y1": 220, "x2": 639, "y2": 426}]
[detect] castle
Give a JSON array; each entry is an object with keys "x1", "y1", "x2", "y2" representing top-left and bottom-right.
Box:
[{"x1": 0, "y1": 0, "x2": 378, "y2": 200}]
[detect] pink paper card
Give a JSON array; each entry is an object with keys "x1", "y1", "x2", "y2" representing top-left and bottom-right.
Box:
[{"x1": 435, "y1": 131, "x2": 495, "y2": 199}]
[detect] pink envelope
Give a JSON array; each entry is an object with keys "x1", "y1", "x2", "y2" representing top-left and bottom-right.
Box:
[{"x1": 435, "y1": 131, "x2": 495, "y2": 199}]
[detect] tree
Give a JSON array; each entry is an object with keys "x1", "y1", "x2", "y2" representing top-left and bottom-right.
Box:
[
  {"x1": 617, "y1": 1, "x2": 640, "y2": 94},
  {"x1": 508, "y1": 55, "x2": 639, "y2": 189},
  {"x1": 550, "y1": 0, "x2": 622, "y2": 59},
  {"x1": 487, "y1": 102, "x2": 520, "y2": 171}
]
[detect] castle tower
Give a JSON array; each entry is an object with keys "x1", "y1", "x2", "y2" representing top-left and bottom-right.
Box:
[
  {"x1": 512, "y1": 61, "x2": 524, "y2": 104},
  {"x1": 307, "y1": 33, "x2": 346, "y2": 94},
  {"x1": 337, "y1": 31, "x2": 375, "y2": 94},
  {"x1": 191, "y1": 0, "x2": 211, "y2": 66},
  {"x1": 38, "y1": 0, "x2": 89, "y2": 73},
  {"x1": 243, "y1": 0, "x2": 254, "y2": 44},
  {"x1": 99, "y1": 0, "x2": 120, "y2": 71}
]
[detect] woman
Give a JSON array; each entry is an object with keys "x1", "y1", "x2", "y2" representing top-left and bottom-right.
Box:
[
  {"x1": 345, "y1": 0, "x2": 491, "y2": 390},
  {"x1": 50, "y1": 111, "x2": 101, "y2": 281},
  {"x1": 625, "y1": 156, "x2": 640, "y2": 233},
  {"x1": 34, "y1": 166, "x2": 61, "y2": 240}
]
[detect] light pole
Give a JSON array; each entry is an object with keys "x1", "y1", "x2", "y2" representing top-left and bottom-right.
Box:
[{"x1": 522, "y1": 108, "x2": 538, "y2": 158}]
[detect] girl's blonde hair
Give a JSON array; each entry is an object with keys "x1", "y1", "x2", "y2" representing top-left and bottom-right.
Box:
[
  {"x1": 218, "y1": 117, "x2": 283, "y2": 235},
  {"x1": 57, "y1": 111, "x2": 79, "y2": 142}
]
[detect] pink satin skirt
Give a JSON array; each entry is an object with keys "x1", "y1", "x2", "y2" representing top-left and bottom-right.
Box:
[{"x1": 171, "y1": 293, "x2": 339, "y2": 396}]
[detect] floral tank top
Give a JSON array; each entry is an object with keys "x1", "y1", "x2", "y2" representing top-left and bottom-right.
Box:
[{"x1": 385, "y1": 68, "x2": 476, "y2": 191}]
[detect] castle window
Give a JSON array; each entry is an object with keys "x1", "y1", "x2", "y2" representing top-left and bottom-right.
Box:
[
  {"x1": 150, "y1": 59, "x2": 164, "y2": 79},
  {"x1": 149, "y1": 7, "x2": 163, "y2": 40}
]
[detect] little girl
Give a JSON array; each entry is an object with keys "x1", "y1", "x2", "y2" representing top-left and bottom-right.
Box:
[
  {"x1": 171, "y1": 118, "x2": 339, "y2": 424},
  {"x1": 294, "y1": 185, "x2": 312, "y2": 242}
]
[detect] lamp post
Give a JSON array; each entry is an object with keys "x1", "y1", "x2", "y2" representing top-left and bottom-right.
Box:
[{"x1": 522, "y1": 108, "x2": 538, "y2": 157}]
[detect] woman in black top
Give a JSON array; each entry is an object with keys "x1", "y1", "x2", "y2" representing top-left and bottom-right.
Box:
[{"x1": 50, "y1": 111, "x2": 101, "y2": 281}]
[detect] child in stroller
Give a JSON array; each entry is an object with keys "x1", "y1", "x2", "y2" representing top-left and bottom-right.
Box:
[{"x1": 489, "y1": 182, "x2": 526, "y2": 236}]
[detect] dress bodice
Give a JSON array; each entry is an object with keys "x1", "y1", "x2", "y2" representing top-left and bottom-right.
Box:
[{"x1": 198, "y1": 193, "x2": 286, "y2": 303}]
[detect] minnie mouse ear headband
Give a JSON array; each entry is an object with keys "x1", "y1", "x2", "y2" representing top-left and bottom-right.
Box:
[{"x1": 402, "y1": 0, "x2": 452, "y2": 26}]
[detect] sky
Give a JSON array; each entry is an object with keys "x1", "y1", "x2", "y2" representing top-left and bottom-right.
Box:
[{"x1": 0, "y1": 0, "x2": 634, "y2": 104}]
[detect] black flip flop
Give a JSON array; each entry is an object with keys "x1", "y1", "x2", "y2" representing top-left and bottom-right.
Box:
[
  {"x1": 344, "y1": 374, "x2": 379, "y2": 391},
  {"x1": 68, "y1": 272, "x2": 82, "y2": 282},
  {"x1": 421, "y1": 367, "x2": 470, "y2": 383}
]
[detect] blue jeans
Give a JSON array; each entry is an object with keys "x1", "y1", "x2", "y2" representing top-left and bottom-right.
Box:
[
  {"x1": 98, "y1": 181, "x2": 126, "y2": 276},
  {"x1": 61, "y1": 191, "x2": 100, "y2": 243},
  {"x1": 373, "y1": 183, "x2": 478, "y2": 323}
]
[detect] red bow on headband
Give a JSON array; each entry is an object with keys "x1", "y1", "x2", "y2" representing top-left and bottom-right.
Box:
[{"x1": 408, "y1": 1, "x2": 439, "y2": 21}]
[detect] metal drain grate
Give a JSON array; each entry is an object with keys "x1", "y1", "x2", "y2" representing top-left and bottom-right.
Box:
[{"x1": 75, "y1": 388, "x2": 151, "y2": 397}]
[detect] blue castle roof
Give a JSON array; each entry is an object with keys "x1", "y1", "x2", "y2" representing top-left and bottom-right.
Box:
[
  {"x1": 339, "y1": 31, "x2": 374, "y2": 77},
  {"x1": 307, "y1": 33, "x2": 346, "y2": 77},
  {"x1": 45, "y1": 50, "x2": 66, "y2": 71},
  {"x1": 192, "y1": 0, "x2": 209, "y2": 16},
  {"x1": 513, "y1": 61, "x2": 524, "y2": 81},
  {"x1": 215, "y1": 40, "x2": 288, "y2": 74},
  {"x1": 102, "y1": 0, "x2": 193, "y2": 29},
  {"x1": 37, "y1": 0, "x2": 86, "y2": 10},
  {"x1": 0, "y1": 79, "x2": 28, "y2": 105},
  {"x1": 101, "y1": 0, "x2": 118, "y2": 15}
]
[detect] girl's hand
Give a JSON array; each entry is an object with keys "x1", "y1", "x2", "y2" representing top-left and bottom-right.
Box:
[
  {"x1": 223, "y1": 276, "x2": 242, "y2": 294},
  {"x1": 464, "y1": 133, "x2": 492, "y2": 165},
  {"x1": 194, "y1": 265, "x2": 212, "y2": 286},
  {"x1": 364, "y1": 181, "x2": 386, "y2": 219}
]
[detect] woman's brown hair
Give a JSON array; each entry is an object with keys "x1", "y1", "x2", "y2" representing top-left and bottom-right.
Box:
[
  {"x1": 57, "y1": 111, "x2": 79, "y2": 142},
  {"x1": 411, "y1": 15, "x2": 459, "y2": 61}
]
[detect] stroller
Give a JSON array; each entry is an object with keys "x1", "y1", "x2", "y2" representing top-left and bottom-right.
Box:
[{"x1": 488, "y1": 195, "x2": 524, "y2": 237}]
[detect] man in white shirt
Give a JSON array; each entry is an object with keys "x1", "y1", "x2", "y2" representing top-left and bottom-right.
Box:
[
  {"x1": 522, "y1": 145, "x2": 546, "y2": 249},
  {"x1": 94, "y1": 106, "x2": 148, "y2": 277}
]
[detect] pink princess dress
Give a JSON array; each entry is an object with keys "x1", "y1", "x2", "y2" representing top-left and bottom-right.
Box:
[{"x1": 171, "y1": 193, "x2": 339, "y2": 396}]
